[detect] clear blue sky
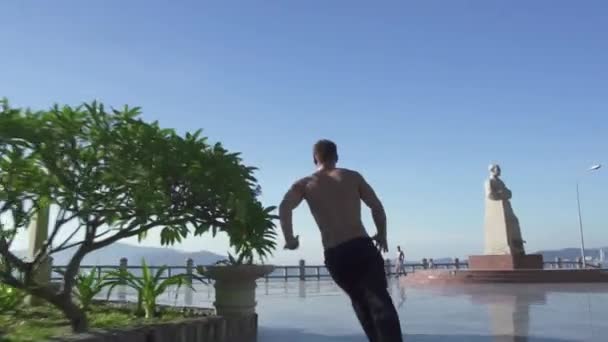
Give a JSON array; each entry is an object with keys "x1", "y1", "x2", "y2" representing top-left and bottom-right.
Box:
[{"x1": 3, "y1": 1, "x2": 607, "y2": 264}]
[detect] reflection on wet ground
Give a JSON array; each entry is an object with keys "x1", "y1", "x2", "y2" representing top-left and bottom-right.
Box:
[
  {"x1": 258, "y1": 280, "x2": 608, "y2": 341},
  {"x1": 112, "y1": 278, "x2": 608, "y2": 341}
]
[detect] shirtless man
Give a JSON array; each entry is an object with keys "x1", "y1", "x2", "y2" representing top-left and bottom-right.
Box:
[{"x1": 279, "y1": 139, "x2": 403, "y2": 342}]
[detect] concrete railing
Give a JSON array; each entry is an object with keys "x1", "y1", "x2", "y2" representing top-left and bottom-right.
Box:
[
  {"x1": 47, "y1": 257, "x2": 469, "y2": 282},
  {"x1": 544, "y1": 257, "x2": 602, "y2": 270},
  {"x1": 45, "y1": 257, "x2": 603, "y2": 284}
]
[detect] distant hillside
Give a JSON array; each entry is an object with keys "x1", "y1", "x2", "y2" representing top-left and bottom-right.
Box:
[
  {"x1": 16, "y1": 242, "x2": 225, "y2": 266},
  {"x1": 15, "y1": 244, "x2": 606, "y2": 267}
]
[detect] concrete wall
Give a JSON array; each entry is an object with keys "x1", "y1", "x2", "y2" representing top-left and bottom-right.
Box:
[{"x1": 52, "y1": 314, "x2": 258, "y2": 342}]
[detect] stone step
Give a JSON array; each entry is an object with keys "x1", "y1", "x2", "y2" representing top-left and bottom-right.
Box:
[{"x1": 403, "y1": 269, "x2": 608, "y2": 285}]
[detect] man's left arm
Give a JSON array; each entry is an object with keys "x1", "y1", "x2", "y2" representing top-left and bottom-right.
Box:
[{"x1": 279, "y1": 179, "x2": 306, "y2": 249}]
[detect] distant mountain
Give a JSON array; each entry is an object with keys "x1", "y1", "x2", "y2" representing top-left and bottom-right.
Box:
[
  {"x1": 15, "y1": 244, "x2": 607, "y2": 268},
  {"x1": 16, "y1": 242, "x2": 225, "y2": 266}
]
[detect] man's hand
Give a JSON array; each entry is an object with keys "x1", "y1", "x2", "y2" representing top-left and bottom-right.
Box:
[
  {"x1": 372, "y1": 233, "x2": 388, "y2": 253},
  {"x1": 284, "y1": 235, "x2": 300, "y2": 250}
]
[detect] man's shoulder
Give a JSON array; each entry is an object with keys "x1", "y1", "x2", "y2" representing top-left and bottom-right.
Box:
[
  {"x1": 336, "y1": 168, "x2": 363, "y2": 178},
  {"x1": 284, "y1": 177, "x2": 312, "y2": 197},
  {"x1": 292, "y1": 176, "x2": 313, "y2": 188}
]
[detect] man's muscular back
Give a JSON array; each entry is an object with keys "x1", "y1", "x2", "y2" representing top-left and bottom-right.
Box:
[{"x1": 281, "y1": 168, "x2": 385, "y2": 250}]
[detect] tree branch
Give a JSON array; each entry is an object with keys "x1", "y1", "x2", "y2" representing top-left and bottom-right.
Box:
[
  {"x1": 51, "y1": 226, "x2": 116, "y2": 254},
  {"x1": 53, "y1": 219, "x2": 103, "y2": 298},
  {"x1": 91, "y1": 217, "x2": 193, "y2": 251},
  {"x1": 0, "y1": 238, "x2": 29, "y2": 273},
  {"x1": 51, "y1": 215, "x2": 105, "y2": 254},
  {"x1": 60, "y1": 244, "x2": 90, "y2": 298},
  {"x1": 34, "y1": 209, "x2": 78, "y2": 266},
  {"x1": 0, "y1": 271, "x2": 25, "y2": 291},
  {"x1": 93, "y1": 228, "x2": 115, "y2": 240},
  {"x1": 47, "y1": 207, "x2": 69, "y2": 244},
  {"x1": 1, "y1": 269, "x2": 66, "y2": 309},
  {"x1": 51, "y1": 225, "x2": 84, "y2": 254}
]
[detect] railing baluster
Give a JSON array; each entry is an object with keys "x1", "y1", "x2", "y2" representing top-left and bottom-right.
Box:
[
  {"x1": 299, "y1": 260, "x2": 306, "y2": 281},
  {"x1": 42, "y1": 259, "x2": 506, "y2": 285}
]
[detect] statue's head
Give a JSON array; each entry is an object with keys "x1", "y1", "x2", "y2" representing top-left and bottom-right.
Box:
[{"x1": 489, "y1": 164, "x2": 501, "y2": 177}]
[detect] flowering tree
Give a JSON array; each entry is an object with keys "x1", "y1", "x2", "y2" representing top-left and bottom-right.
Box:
[{"x1": 0, "y1": 100, "x2": 276, "y2": 332}]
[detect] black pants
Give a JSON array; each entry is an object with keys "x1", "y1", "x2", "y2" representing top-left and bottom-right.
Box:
[{"x1": 324, "y1": 237, "x2": 403, "y2": 342}]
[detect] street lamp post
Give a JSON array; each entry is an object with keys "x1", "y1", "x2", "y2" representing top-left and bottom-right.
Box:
[{"x1": 576, "y1": 164, "x2": 601, "y2": 268}]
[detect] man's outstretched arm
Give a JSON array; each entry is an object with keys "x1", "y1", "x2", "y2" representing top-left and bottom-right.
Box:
[
  {"x1": 359, "y1": 174, "x2": 388, "y2": 251},
  {"x1": 279, "y1": 179, "x2": 306, "y2": 249}
]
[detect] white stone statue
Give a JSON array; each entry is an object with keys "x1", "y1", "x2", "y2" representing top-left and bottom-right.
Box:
[{"x1": 484, "y1": 164, "x2": 525, "y2": 255}]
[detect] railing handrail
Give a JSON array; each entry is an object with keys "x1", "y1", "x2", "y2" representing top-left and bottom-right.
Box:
[
  {"x1": 43, "y1": 258, "x2": 603, "y2": 282},
  {"x1": 52, "y1": 262, "x2": 458, "y2": 268},
  {"x1": 50, "y1": 261, "x2": 603, "y2": 270}
]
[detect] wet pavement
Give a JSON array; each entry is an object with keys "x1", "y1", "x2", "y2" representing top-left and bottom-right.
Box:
[
  {"x1": 135, "y1": 277, "x2": 608, "y2": 341},
  {"x1": 256, "y1": 279, "x2": 608, "y2": 341}
]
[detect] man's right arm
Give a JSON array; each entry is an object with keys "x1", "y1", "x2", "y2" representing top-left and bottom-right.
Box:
[
  {"x1": 279, "y1": 178, "x2": 307, "y2": 249},
  {"x1": 358, "y1": 173, "x2": 387, "y2": 246}
]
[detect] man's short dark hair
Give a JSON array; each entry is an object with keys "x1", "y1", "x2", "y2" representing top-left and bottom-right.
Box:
[{"x1": 313, "y1": 139, "x2": 338, "y2": 164}]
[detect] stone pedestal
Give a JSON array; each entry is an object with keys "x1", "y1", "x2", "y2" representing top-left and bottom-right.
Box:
[
  {"x1": 469, "y1": 254, "x2": 544, "y2": 270},
  {"x1": 484, "y1": 198, "x2": 524, "y2": 255}
]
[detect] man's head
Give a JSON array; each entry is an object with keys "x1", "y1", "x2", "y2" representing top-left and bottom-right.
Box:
[
  {"x1": 397, "y1": 245, "x2": 401, "y2": 251},
  {"x1": 489, "y1": 164, "x2": 501, "y2": 177},
  {"x1": 313, "y1": 139, "x2": 338, "y2": 166}
]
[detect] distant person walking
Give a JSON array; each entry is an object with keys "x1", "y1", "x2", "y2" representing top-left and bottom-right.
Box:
[
  {"x1": 395, "y1": 246, "x2": 406, "y2": 277},
  {"x1": 279, "y1": 139, "x2": 403, "y2": 342}
]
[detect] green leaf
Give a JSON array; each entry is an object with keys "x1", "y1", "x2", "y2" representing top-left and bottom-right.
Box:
[{"x1": 0, "y1": 283, "x2": 24, "y2": 313}]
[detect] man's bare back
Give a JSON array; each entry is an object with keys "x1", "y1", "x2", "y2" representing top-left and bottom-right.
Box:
[
  {"x1": 279, "y1": 140, "x2": 401, "y2": 342},
  {"x1": 279, "y1": 167, "x2": 386, "y2": 250}
]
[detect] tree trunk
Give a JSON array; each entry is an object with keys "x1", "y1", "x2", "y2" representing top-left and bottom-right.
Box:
[
  {"x1": 56, "y1": 244, "x2": 89, "y2": 332},
  {"x1": 14, "y1": 278, "x2": 90, "y2": 333},
  {"x1": 2, "y1": 242, "x2": 92, "y2": 333},
  {"x1": 58, "y1": 297, "x2": 89, "y2": 333}
]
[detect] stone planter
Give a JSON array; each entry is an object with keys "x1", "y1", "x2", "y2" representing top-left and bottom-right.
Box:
[{"x1": 201, "y1": 265, "x2": 274, "y2": 317}]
